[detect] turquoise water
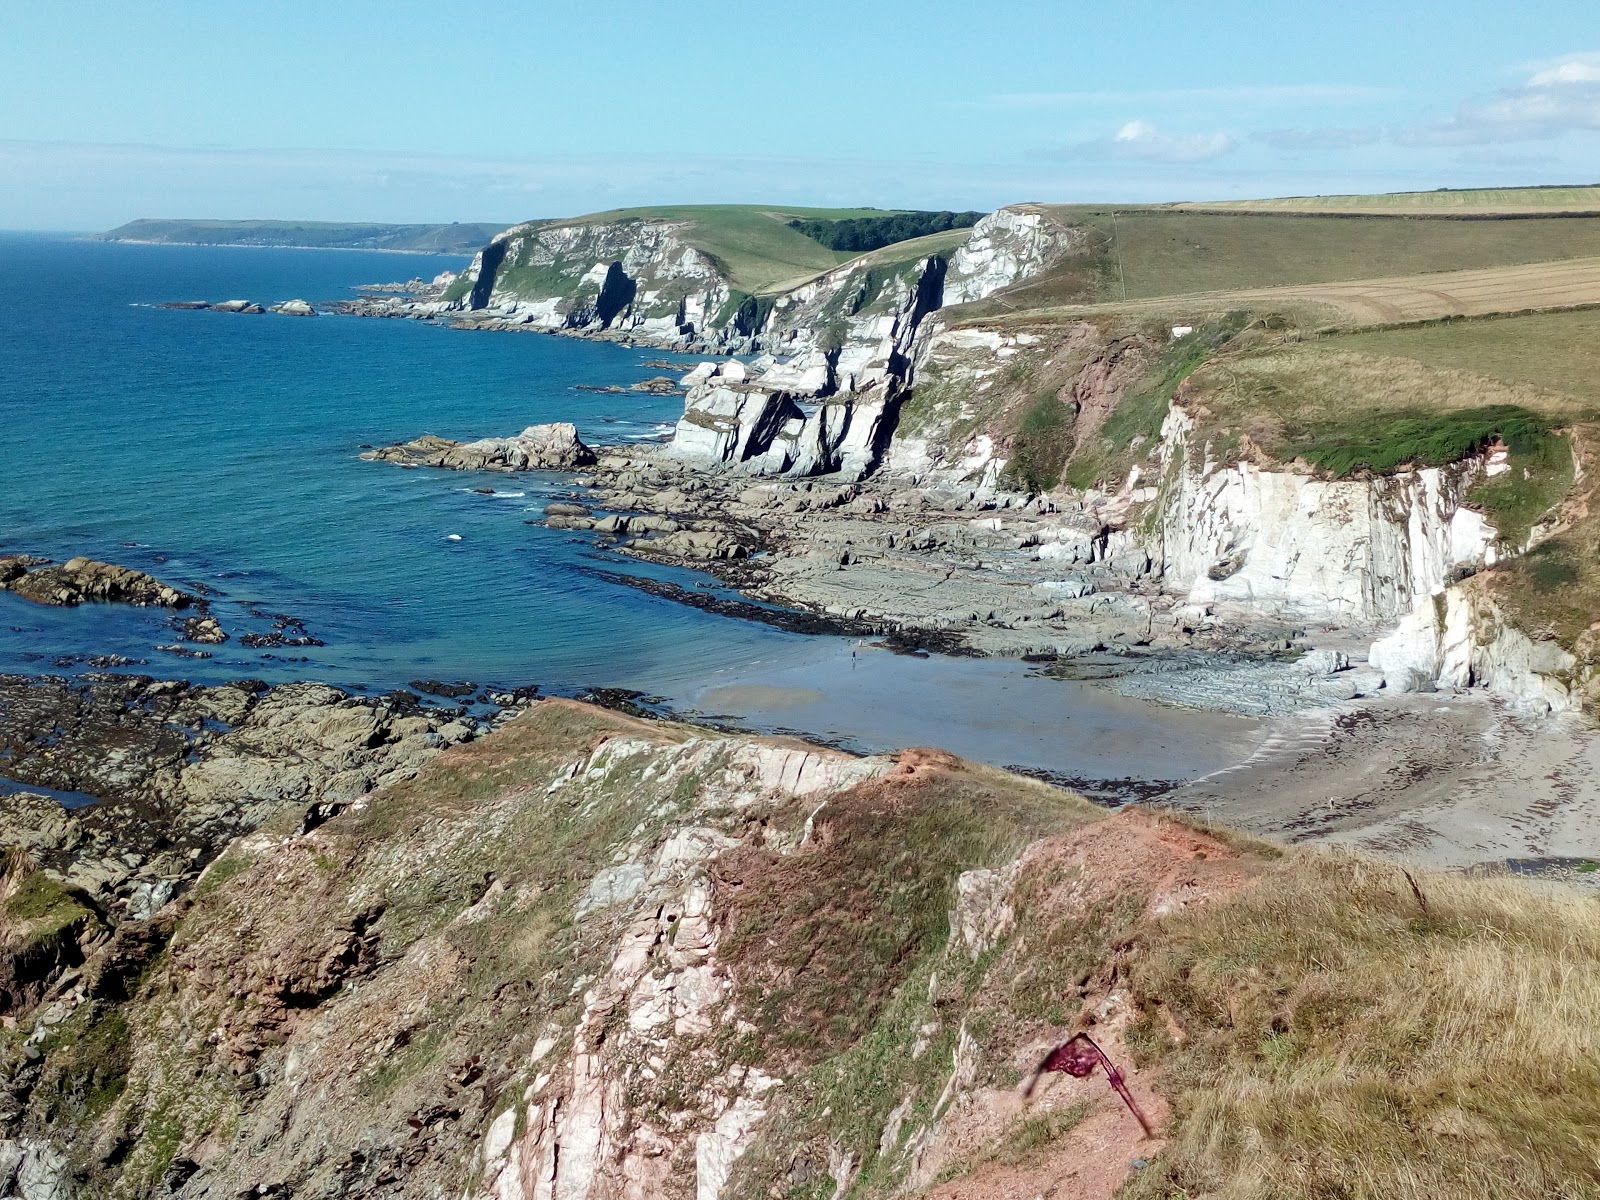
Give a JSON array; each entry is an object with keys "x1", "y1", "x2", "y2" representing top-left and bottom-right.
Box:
[
  {"x1": 0, "y1": 234, "x2": 1264, "y2": 783},
  {"x1": 0, "y1": 233, "x2": 811, "y2": 691}
]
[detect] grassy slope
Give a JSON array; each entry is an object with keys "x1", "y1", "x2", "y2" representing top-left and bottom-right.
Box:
[
  {"x1": 1123, "y1": 847, "x2": 1600, "y2": 1200},
  {"x1": 1178, "y1": 184, "x2": 1600, "y2": 214},
  {"x1": 539, "y1": 204, "x2": 916, "y2": 293},
  {"x1": 6, "y1": 703, "x2": 1599, "y2": 1198},
  {"x1": 96, "y1": 218, "x2": 508, "y2": 254}
]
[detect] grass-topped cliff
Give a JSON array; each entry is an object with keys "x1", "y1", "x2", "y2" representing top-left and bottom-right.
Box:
[{"x1": 1, "y1": 699, "x2": 1594, "y2": 1200}]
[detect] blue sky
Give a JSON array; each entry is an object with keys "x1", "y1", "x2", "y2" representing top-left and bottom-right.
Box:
[{"x1": 4, "y1": 0, "x2": 1600, "y2": 228}]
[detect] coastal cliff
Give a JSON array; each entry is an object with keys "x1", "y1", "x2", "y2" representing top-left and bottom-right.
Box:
[{"x1": 3, "y1": 698, "x2": 1592, "y2": 1200}]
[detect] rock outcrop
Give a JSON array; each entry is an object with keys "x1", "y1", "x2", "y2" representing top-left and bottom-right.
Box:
[
  {"x1": 1157, "y1": 406, "x2": 1499, "y2": 624},
  {"x1": 447, "y1": 218, "x2": 731, "y2": 340},
  {"x1": 0, "y1": 556, "x2": 195, "y2": 609},
  {"x1": 667, "y1": 381, "x2": 805, "y2": 468},
  {"x1": 269, "y1": 299, "x2": 316, "y2": 316},
  {"x1": 1369, "y1": 584, "x2": 1580, "y2": 712},
  {"x1": 362, "y1": 423, "x2": 597, "y2": 472},
  {"x1": 0, "y1": 673, "x2": 491, "y2": 915},
  {"x1": 942, "y1": 206, "x2": 1077, "y2": 306}
]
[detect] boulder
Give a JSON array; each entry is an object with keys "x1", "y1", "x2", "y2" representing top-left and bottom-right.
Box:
[
  {"x1": 211, "y1": 300, "x2": 265, "y2": 314},
  {"x1": 270, "y1": 299, "x2": 316, "y2": 316}
]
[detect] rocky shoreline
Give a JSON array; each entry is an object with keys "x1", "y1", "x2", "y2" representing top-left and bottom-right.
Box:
[{"x1": 0, "y1": 673, "x2": 514, "y2": 921}]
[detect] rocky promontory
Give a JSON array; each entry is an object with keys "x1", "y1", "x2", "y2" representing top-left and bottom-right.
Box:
[{"x1": 360, "y1": 422, "x2": 596, "y2": 472}]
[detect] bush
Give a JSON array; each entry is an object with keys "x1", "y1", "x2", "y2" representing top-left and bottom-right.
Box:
[{"x1": 789, "y1": 211, "x2": 985, "y2": 253}]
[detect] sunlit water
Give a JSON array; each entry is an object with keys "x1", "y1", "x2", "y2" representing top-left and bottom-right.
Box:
[
  {"x1": 0, "y1": 234, "x2": 1262, "y2": 782},
  {"x1": 0, "y1": 233, "x2": 811, "y2": 688}
]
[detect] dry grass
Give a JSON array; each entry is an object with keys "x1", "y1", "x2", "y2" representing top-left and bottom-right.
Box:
[
  {"x1": 1122, "y1": 850, "x2": 1600, "y2": 1200},
  {"x1": 1323, "y1": 308, "x2": 1600, "y2": 404},
  {"x1": 984, "y1": 256, "x2": 1600, "y2": 330},
  {"x1": 1177, "y1": 186, "x2": 1600, "y2": 215},
  {"x1": 1182, "y1": 346, "x2": 1582, "y2": 461}
]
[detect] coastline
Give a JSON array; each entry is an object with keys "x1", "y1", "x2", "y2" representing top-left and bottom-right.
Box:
[{"x1": 84, "y1": 236, "x2": 476, "y2": 257}]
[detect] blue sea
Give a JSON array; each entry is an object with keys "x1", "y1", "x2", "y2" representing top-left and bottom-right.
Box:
[
  {"x1": 0, "y1": 233, "x2": 1263, "y2": 782},
  {"x1": 0, "y1": 233, "x2": 809, "y2": 691}
]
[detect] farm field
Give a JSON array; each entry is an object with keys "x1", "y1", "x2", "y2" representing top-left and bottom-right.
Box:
[
  {"x1": 1318, "y1": 307, "x2": 1600, "y2": 402},
  {"x1": 1176, "y1": 185, "x2": 1600, "y2": 214},
  {"x1": 958, "y1": 208, "x2": 1600, "y2": 316}
]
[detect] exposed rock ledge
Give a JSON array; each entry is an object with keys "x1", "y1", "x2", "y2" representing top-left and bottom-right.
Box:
[
  {"x1": 0, "y1": 556, "x2": 195, "y2": 609},
  {"x1": 361, "y1": 422, "x2": 597, "y2": 472},
  {"x1": 1371, "y1": 583, "x2": 1581, "y2": 713}
]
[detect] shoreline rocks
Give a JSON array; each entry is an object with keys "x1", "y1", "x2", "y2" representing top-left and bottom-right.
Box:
[
  {"x1": 0, "y1": 556, "x2": 195, "y2": 609},
  {"x1": 0, "y1": 672, "x2": 516, "y2": 920},
  {"x1": 361, "y1": 422, "x2": 597, "y2": 472}
]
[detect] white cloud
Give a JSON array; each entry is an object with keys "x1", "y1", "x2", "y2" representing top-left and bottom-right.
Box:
[
  {"x1": 1103, "y1": 120, "x2": 1236, "y2": 163},
  {"x1": 1403, "y1": 55, "x2": 1600, "y2": 145},
  {"x1": 1527, "y1": 53, "x2": 1600, "y2": 87}
]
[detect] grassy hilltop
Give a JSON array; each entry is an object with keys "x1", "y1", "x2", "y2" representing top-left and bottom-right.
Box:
[
  {"x1": 490, "y1": 204, "x2": 982, "y2": 294},
  {"x1": 7, "y1": 699, "x2": 1596, "y2": 1199}
]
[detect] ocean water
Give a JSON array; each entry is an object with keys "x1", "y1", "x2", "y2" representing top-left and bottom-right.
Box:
[
  {"x1": 0, "y1": 233, "x2": 809, "y2": 689},
  {"x1": 0, "y1": 234, "x2": 1262, "y2": 782}
]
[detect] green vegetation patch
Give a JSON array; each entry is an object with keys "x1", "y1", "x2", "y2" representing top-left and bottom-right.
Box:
[
  {"x1": 3, "y1": 867, "x2": 93, "y2": 943},
  {"x1": 1465, "y1": 426, "x2": 1575, "y2": 547},
  {"x1": 788, "y1": 210, "x2": 984, "y2": 254},
  {"x1": 1290, "y1": 404, "x2": 1555, "y2": 476}
]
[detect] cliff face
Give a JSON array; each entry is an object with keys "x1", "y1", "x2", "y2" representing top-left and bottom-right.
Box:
[
  {"x1": 449, "y1": 219, "x2": 733, "y2": 341},
  {"x1": 942, "y1": 207, "x2": 1077, "y2": 306},
  {"x1": 1155, "y1": 406, "x2": 1499, "y2": 624},
  {"x1": 447, "y1": 207, "x2": 1063, "y2": 376}
]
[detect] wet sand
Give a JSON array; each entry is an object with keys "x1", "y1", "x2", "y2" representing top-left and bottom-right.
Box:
[
  {"x1": 1167, "y1": 692, "x2": 1600, "y2": 875},
  {"x1": 651, "y1": 639, "x2": 1267, "y2": 791}
]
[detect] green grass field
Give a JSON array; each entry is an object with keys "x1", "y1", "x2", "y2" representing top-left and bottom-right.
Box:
[
  {"x1": 1177, "y1": 184, "x2": 1600, "y2": 214},
  {"x1": 1317, "y1": 308, "x2": 1600, "y2": 402},
  {"x1": 541, "y1": 204, "x2": 915, "y2": 293},
  {"x1": 965, "y1": 209, "x2": 1600, "y2": 317}
]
